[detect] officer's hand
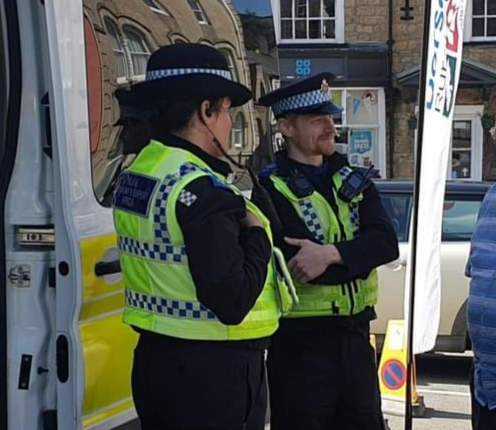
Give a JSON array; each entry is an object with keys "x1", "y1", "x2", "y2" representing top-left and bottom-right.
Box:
[
  {"x1": 284, "y1": 237, "x2": 343, "y2": 283},
  {"x1": 240, "y1": 212, "x2": 263, "y2": 230}
]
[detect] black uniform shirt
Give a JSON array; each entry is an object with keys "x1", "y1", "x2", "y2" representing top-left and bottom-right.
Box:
[
  {"x1": 152, "y1": 134, "x2": 272, "y2": 330},
  {"x1": 259, "y1": 151, "x2": 399, "y2": 326}
]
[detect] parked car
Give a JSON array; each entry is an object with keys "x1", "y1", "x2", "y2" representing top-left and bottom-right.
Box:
[{"x1": 371, "y1": 180, "x2": 491, "y2": 352}]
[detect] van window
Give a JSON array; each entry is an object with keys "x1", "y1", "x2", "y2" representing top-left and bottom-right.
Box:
[
  {"x1": 84, "y1": 0, "x2": 278, "y2": 206},
  {"x1": 442, "y1": 198, "x2": 482, "y2": 241},
  {"x1": 380, "y1": 191, "x2": 484, "y2": 243},
  {"x1": 380, "y1": 193, "x2": 412, "y2": 242}
]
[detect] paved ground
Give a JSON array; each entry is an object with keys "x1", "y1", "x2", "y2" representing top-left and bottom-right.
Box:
[
  {"x1": 264, "y1": 352, "x2": 473, "y2": 430},
  {"x1": 384, "y1": 352, "x2": 473, "y2": 430}
]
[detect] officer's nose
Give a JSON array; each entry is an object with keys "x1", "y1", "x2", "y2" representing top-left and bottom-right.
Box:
[{"x1": 325, "y1": 117, "x2": 336, "y2": 135}]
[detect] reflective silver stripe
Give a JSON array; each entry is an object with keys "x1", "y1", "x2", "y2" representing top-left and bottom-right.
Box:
[
  {"x1": 125, "y1": 289, "x2": 218, "y2": 320},
  {"x1": 337, "y1": 167, "x2": 360, "y2": 231},
  {"x1": 298, "y1": 200, "x2": 325, "y2": 243},
  {"x1": 118, "y1": 235, "x2": 187, "y2": 264},
  {"x1": 153, "y1": 163, "x2": 209, "y2": 244},
  {"x1": 349, "y1": 203, "x2": 360, "y2": 231},
  {"x1": 146, "y1": 68, "x2": 231, "y2": 81},
  {"x1": 272, "y1": 88, "x2": 331, "y2": 116}
]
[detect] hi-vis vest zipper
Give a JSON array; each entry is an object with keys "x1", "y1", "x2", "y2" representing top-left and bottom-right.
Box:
[
  {"x1": 112, "y1": 140, "x2": 296, "y2": 341},
  {"x1": 269, "y1": 166, "x2": 378, "y2": 318}
]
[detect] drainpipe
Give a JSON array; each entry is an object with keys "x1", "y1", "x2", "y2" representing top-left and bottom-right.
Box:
[{"x1": 387, "y1": 0, "x2": 395, "y2": 178}]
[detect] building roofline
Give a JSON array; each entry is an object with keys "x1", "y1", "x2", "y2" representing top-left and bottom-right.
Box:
[{"x1": 396, "y1": 59, "x2": 496, "y2": 88}]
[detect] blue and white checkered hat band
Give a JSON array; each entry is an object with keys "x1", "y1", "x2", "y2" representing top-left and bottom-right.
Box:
[
  {"x1": 146, "y1": 68, "x2": 232, "y2": 81},
  {"x1": 272, "y1": 88, "x2": 332, "y2": 116}
]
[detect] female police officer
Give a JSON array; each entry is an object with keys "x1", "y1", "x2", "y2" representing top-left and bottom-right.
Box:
[{"x1": 112, "y1": 44, "x2": 289, "y2": 430}]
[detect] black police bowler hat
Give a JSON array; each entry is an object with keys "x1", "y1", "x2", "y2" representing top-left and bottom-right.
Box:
[
  {"x1": 258, "y1": 73, "x2": 342, "y2": 118},
  {"x1": 118, "y1": 44, "x2": 252, "y2": 108}
]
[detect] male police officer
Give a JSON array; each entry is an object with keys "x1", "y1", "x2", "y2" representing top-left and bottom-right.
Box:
[{"x1": 258, "y1": 73, "x2": 399, "y2": 430}]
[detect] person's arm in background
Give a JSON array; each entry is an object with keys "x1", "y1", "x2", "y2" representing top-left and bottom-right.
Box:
[{"x1": 176, "y1": 177, "x2": 271, "y2": 325}]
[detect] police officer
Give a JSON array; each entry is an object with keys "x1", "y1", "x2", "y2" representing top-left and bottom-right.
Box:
[
  {"x1": 112, "y1": 44, "x2": 292, "y2": 430},
  {"x1": 257, "y1": 73, "x2": 399, "y2": 430}
]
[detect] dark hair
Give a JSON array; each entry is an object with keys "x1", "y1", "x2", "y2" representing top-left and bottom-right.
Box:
[{"x1": 117, "y1": 98, "x2": 224, "y2": 154}]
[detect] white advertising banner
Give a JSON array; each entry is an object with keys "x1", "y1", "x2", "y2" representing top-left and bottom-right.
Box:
[{"x1": 405, "y1": 0, "x2": 467, "y2": 354}]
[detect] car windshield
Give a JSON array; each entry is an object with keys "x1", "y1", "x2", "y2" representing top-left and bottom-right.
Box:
[
  {"x1": 380, "y1": 193, "x2": 412, "y2": 242},
  {"x1": 380, "y1": 190, "x2": 485, "y2": 242},
  {"x1": 442, "y1": 198, "x2": 482, "y2": 241}
]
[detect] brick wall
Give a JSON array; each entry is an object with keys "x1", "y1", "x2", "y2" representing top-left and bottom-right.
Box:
[
  {"x1": 345, "y1": 0, "x2": 389, "y2": 42},
  {"x1": 346, "y1": 0, "x2": 496, "y2": 179}
]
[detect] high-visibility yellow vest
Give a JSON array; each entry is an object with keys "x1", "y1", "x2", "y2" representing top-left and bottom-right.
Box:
[
  {"x1": 268, "y1": 166, "x2": 378, "y2": 318},
  {"x1": 112, "y1": 140, "x2": 295, "y2": 340}
]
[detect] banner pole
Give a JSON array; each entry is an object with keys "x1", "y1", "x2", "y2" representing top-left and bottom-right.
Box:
[{"x1": 404, "y1": 0, "x2": 433, "y2": 429}]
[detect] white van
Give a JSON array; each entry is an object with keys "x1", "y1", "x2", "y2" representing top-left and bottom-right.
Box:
[
  {"x1": 1, "y1": 1, "x2": 276, "y2": 429},
  {"x1": 1, "y1": 1, "x2": 140, "y2": 429}
]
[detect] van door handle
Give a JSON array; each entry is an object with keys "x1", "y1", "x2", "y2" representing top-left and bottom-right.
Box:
[
  {"x1": 386, "y1": 259, "x2": 406, "y2": 271},
  {"x1": 94, "y1": 260, "x2": 121, "y2": 277}
]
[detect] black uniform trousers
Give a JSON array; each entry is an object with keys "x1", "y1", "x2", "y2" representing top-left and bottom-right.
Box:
[
  {"x1": 132, "y1": 332, "x2": 268, "y2": 430},
  {"x1": 470, "y1": 368, "x2": 496, "y2": 430},
  {"x1": 267, "y1": 318, "x2": 385, "y2": 430}
]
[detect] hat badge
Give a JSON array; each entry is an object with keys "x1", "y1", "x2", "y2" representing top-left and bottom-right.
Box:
[{"x1": 320, "y1": 78, "x2": 330, "y2": 94}]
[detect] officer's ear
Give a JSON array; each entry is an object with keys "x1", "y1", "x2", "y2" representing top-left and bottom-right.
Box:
[
  {"x1": 199, "y1": 100, "x2": 215, "y2": 124},
  {"x1": 277, "y1": 117, "x2": 294, "y2": 138}
]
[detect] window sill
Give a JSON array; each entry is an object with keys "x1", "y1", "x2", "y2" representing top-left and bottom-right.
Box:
[
  {"x1": 128, "y1": 75, "x2": 146, "y2": 84},
  {"x1": 116, "y1": 77, "x2": 129, "y2": 85},
  {"x1": 279, "y1": 38, "x2": 343, "y2": 44},
  {"x1": 464, "y1": 40, "x2": 496, "y2": 46},
  {"x1": 149, "y1": 8, "x2": 171, "y2": 17}
]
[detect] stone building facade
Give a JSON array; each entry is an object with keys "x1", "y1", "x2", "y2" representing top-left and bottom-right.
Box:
[
  {"x1": 271, "y1": 0, "x2": 496, "y2": 181},
  {"x1": 82, "y1": 0, "x2": 262, "y2": 200},
  {"x1": 82, "y1": 1, "x2": 496, "y2": 187},
  {"x1": 387, "y1": 1, "x2": 496, "y2": 180}
]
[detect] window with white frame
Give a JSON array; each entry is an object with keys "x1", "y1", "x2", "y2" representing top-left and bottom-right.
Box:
[
  {"x1": 464, "y1": 0, "x2": 496, "y2": 41},
  {"x1": 105, "y1": 19, "x2": 128, "y2": 81},
  {"x1": 187, "y1": 0, "x2": 210, "y2": 24},
  {"x1": 142, "y1": 0, "x2": 170, "y2": 15},
  {"x1": 449, "y1": 106, "x2": 483, "y2": 180},
  {"x1": 173, "y1": 35, "x2": 189, "y2": 44},
  {"x1": 232, "y1": 113, "x2": 245, "y2": 148},
  {"x1": 220, "y1": 49, "x2": 238, "y2": 81},
  {"x1": 413, "y1": 105, "x2": 484, "y2": 180},
  {"x1": 279, "y1": 0, "x2": 344, "y2": 43},
  {"x1": 331, "y1": 88, "x2": 387, "y2": 176},
  {"x1": 122, "y1": 27, "x2": 150, "y2": 80}
]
